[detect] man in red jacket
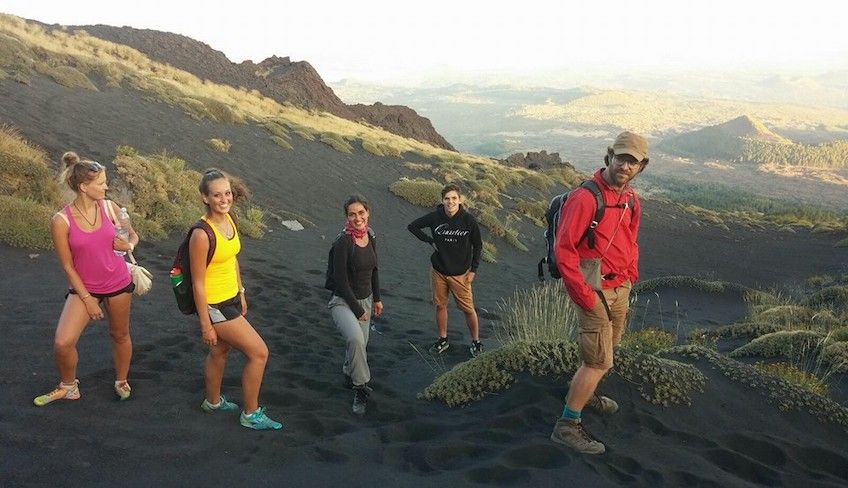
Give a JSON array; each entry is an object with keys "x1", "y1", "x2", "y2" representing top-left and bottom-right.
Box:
[{"x1": 550, "y1": 131, "x2": 648, "y2": 454}]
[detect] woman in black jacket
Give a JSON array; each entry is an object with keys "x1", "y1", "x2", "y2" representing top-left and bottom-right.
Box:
[{"x1": 327, "y1": 194, "x2": 383, "y2": 415}]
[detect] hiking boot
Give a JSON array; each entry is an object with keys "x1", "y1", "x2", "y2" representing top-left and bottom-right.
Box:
[
  {"x1": 114, "y1": 381, "x2": 132, "y2": 401},
  {"x1": 352, "y1": 385, "x2": 372, "y2": 415},
  {"x1": 429, "y1": 337, "x2": 450, "y2": 354},
  {"x1": 240, "y1": 406, "x2": 283, "y2": 430},
  {"x1": 33, "y1": 379, "x2": 80, "y2": 406},
  {"x1": 201, "y1": 394, "x2": 239, "y2": 413},
  {"x1": 469, "y1": 340, "x2": 483, "y2": 357},
  {"x1": 586, "y1": 394, "x2": 619, "y2": 414},
  {"x1": 550, "y1": 418, "x2": 606, "y2": 454}
]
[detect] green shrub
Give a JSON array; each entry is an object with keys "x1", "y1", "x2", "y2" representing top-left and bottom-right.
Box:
[
  {"x1": 389, "y1": 178, "x2": 442, "y2": 207},
  {"x1": 615, "y1": 348, "x2": 706, "y2": 407},
  {"x1": 806, "y1": 275, "x2": 834, "y2": 287},
  {"x1": 675, "y1": 345, "x2": 848, "y2": 427},
  {"x1": 802, "y1": 286, "x2": 848, "y2": 311},
  {"x1": 753, "y1": 362, "x2": 828, "y2": 397},
  {"x1": 207, "y1": 138, "x2": 231, "y2": 153},
  {"x1": 234, "y1": 205, "x2": 266, "y2": 239},
  {"x1": 703, "y1": 321, "x2": 786, "y2": 339},
  {"x1": 821, "y1": 342, "x2": 848, "y2": 373},
  {"x1": 729, "y1": 330, "x2": 824, "y2": 360},
  {"x1": 481, "y1": 240, "x2": 497, "y2": 263},
  {"x1": 494, "y1": 281, "x2": 578, "y2": 344},
  {"x1": 419, "y1": 340, "x2": 579, "y2": 407},
  {"x1": 0, "y1": 195, "x2": 54, "y2": 249},
  {"x1": 830, "y1": 326, "x2": 848, "y2": 343},
  {"x1": 621, "y1": 328, "x2": 675, "y2": 355}
]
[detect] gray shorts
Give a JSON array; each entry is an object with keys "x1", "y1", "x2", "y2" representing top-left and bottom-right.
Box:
[{"x1": 207, "y1": 294, "x2": 241, "y2": 324}]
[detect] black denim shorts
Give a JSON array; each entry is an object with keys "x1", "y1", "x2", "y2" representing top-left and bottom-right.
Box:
[
  {"x1": 67, "y1": 281, "x2": 135, "y2": 301},
  {"x1": 207, "y1": 294, "x2": 242, "y2": 324}
]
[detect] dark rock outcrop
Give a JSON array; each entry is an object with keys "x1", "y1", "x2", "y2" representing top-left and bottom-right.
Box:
[
  {"x1": 503, "y1": 150, "x2": 564, "y2": 169},
  {"x1": 72, "y1": 25, "x2": 455, "y2": 150}
]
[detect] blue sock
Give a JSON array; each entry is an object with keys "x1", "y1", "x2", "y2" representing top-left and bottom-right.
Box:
[{"x1": 561, "y1": 406, "x2": 581, "y2": 420}]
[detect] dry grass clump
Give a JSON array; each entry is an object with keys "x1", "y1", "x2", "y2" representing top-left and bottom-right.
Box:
[
  {"x1": 633, "y1": 276, "x2": 775, "y2": 304},
  {"x1": 389, "y1": 177, "x2": 442, "y2": 207},
  {"x1": 753, "y1": 362, "x2": 829, "y2": 397},
  {"x1": 361, "y1": 140, "x2": 384, "y2": 157},
  {"x1": 476, "y1": 208, "x2": 528, "y2": 251},
  {"x1": 620, "y1": 328, "x2": 675, "y2": 355},
  {"x1": 270, "y1": 136, "x2": 292, "y2": 150},
  {"x1": 0, "y1": 125, "x2": 62, "y2": 249},
  {"x1": 675, "y1": 345, "x2": 848, "y2": 428},
  {"x1": 319, "y1": 133, "x2": 353, "y2": 154},
  {"x1": 112, "y1": 146, "x2": 265, "y2": 240},
  {"x1": 0, "y1": 195, "x2": 55, "y2": 249},
  {"x1": 38, "y1": 63, "x2": 96, "y2": 90},
  {"x1": 111, "y1": 147, "x2": 205, "y2": 239},
  {"x1": 494, "y1": 280, "x2": 578, "y2": 344},
  {"x1": 515, "y1": 198, "x2": 546, "y2": 227},
  {"x1": 207, "y1": 138, "x2": 231, "y2": 153}
]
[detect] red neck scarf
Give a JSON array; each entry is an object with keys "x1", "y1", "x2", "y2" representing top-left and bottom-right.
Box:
[{"x1": 344, "y1": 221, "x2": 368, "y2": 239}]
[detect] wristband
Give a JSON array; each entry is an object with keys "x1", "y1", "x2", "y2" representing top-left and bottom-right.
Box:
[
  {"x1": 239, "y1": 287, "x2": 245, "y2": 294},
  {"x1": 80, "y1": 294, "x2": 91, "y2": 301}
]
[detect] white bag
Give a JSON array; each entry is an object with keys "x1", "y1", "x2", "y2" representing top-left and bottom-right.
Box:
[{"x1": 128, "y1": 252, "x2": 153, "y2": 296}]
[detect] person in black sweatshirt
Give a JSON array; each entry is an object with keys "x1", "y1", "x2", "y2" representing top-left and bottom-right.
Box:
[
  {"x1": 327, "y1": 194, "x2": 383, "y2": 415},
  {"x1": 407, "y1": 184, "x2": 483, "y2": 357}
]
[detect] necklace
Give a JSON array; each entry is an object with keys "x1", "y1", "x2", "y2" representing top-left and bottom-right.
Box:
[
  {"x1": 73, "y1": 201, "x2": 97, "y2": 227},
  {"x1": 210, "y1": 219, "x2": 233, "y2": 239}
]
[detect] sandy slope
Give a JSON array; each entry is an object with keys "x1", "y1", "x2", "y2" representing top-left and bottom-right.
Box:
[{"x1": 1, "y1": 75, "x2": 848, "y2": 486}]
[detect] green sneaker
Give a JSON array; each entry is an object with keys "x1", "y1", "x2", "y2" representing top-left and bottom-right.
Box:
[
  {"x1": 239, "y1": 406, "x2": 282, "y2": 430},
  {"x1": 201, "y1": 394, "x2": 239, "y2": 413},
  {"x1": 34, "y1": 379, "x2": 80, "y2": 406}
]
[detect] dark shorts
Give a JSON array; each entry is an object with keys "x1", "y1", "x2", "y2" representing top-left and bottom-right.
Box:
[
  {"x1": 207, "y1": 294, "x2": 242, "y2": 324},
  {"x1": 67, "y1": 281, "x2": 135, "y2": 301}
]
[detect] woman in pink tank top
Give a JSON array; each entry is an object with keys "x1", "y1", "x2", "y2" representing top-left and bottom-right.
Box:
[{"x1": 33, "y1": 152, "x2": 140, "y2": 407}]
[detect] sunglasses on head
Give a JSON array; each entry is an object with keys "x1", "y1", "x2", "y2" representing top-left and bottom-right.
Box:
[{"x1": 85, "y1": 161, "x2": 104, "y2": 172}]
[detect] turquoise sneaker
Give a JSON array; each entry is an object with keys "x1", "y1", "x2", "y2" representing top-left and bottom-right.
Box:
[
  {"x1": 239, "y1": 406, "x2": 282, "y2": 430},
  {"x1": 201, "y1": 394, "x2": 239, "y2": 413}
]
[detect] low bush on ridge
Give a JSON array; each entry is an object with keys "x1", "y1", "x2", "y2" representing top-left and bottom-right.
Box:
[{"x1": 207, "y1": 138, "x2": 231, "y2": 153}]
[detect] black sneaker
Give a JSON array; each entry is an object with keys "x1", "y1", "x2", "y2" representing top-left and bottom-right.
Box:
[
  {"x1": 470, "y1": 341, "x2": 483, "y2": 357},
  {"x1": 429, "y1": 337, "x2": 450, "y2": 354},
  {"x1": 352, "y1": 385, "x2": 371, "y2": 415}
]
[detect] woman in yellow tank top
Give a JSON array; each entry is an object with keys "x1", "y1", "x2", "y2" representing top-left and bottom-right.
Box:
[{"x1": 189, "y1": 168, "x2": 282, "y2": 430}]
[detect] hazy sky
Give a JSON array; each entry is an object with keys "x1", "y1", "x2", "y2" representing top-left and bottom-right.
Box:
[{"x1": 2, "y1": 1, "x2": 845, "y2": 82}]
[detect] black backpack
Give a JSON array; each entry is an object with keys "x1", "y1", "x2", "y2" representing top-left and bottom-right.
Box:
[
  {"x1": 537, "y1": 180, "x2": 607, "y2": 281},
  {"x1": 324, "y1": 229, "x2": 376, "y2": 291},
  {"x1": 172, "y1": 220, "x2": 216, "y2": 314}
]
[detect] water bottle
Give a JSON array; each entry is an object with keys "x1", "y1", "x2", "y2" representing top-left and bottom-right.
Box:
[
  {"x1": 114, "y1": 207, "x2": 131, "y2": 256},
  {"x1": 169, "y1": 267, "x2": 184, "y2": 289}
]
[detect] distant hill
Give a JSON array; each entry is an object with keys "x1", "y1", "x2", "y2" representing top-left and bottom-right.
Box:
[
  {"x1": 659, "y1": 115, "x2": 848, "y2": 168},
  {"x1": 71, "y1": 24, "x2": 454, "y2": 151}
]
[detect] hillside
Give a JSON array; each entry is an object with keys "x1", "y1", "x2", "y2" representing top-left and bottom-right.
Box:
[
  {"x1": 659, "y1": 115, "x2": 848, "y2": 169},
  {"x1": 1, "y1": 13, "x2": 847, "y2": 488},
  {"x1": 70, "y1": 23, "x2": 455, "y2": 151}
]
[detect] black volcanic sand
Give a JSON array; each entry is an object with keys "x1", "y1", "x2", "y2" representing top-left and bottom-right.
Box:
[{"x1": 2, "y1": 75, "x2": 848, "y2": 486}]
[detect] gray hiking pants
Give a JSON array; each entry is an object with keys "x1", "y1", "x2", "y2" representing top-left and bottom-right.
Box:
[{"x1": 328, "y1": 294, "x2": 372, "y2": 386}]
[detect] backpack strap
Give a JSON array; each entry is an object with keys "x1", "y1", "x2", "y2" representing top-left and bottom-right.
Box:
[
  {"x1": 194, "y1": 220, "x2": 216, "y2": 266},
  {"x1": 579, "y1": 180, "x2": 605, "y2": 249}
]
